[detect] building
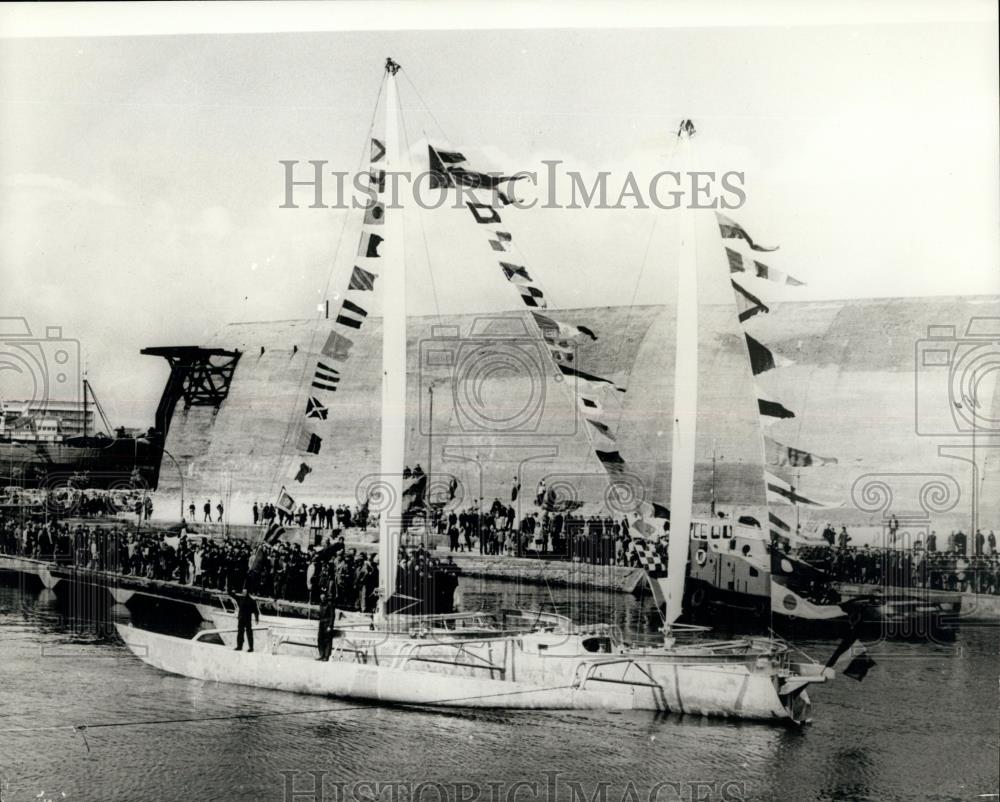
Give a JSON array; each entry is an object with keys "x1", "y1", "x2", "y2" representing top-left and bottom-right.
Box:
[{"x1": 0, "y1": 400, "x2": 96, "y2": 442}]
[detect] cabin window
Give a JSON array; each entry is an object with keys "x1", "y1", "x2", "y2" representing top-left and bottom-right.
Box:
[{"x1": 582, "y1": 637, "x2": 612, "y2": 653}]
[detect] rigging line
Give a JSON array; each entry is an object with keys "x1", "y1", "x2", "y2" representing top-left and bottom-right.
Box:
[
  {"x1": 264, "y1": 72, "x2": 387, "y2": 507},
  {"x1": 401, "y1": 71, "x2": 451, "y2": 146},
  {"x1": 605, "y1": 135, "x2": 687, "y2": 466},
  {"x1": 401, "y1": 69, "x2": 656, "y2": 511},
  {"x1": 606, "y1": 216, "x2": 660, "y2": 444},
  {"x1": 397, "y1": 87, "x2": 445, "y2": 328}
]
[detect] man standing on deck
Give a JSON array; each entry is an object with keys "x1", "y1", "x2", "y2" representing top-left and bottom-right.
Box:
[
  {"x1": 316, "y1": 591, "x2": 336, "y2": 660},
  {"x1": 230, "y1": 588, "x2": 260, "y2": 652}
]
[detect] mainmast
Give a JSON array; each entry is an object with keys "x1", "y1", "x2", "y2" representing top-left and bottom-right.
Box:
[
  {"x1": 664, "y1": 121, "x2": 699, "y2": 629},
  {"x1": 376, "y1": 57, "x2": 405, "y2": 622},
  {"x1": 82, "y1": 375, "x2": 89, "y2": 438}
]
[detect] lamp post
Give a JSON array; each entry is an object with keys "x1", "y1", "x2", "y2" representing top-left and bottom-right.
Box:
[
  {"x1": 160, "y1": 447, "x2": 185, "y2": 524},
  {"x1": 955, "y1": 375, "x2": 982, "y2": 558},
  {"x1": 138, "y1": 437, "x2": 184, "y2": 523}
]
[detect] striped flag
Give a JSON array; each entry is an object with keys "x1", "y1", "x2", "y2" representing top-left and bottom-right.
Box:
[
  {"x1": 263, "y1": 521, "x2": 286, "y2": 544},
  {"x1": 312, "y1": 361, "x2": 341, "y2": 391},
  {"x1": 336, "y1": 298, "x2": 368, "y2": 330},
  {"x1": 348, "y1": 265, "x2": 377, "y2": 291},
  {"x1": 725, "y1": 247, "x2": 804, "y2": 286},
  {"x1": 769, "y1": 510, "x2": 792, "y2": 545}
]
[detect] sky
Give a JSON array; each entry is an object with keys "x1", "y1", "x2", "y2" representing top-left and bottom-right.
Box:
[{"x1": 1, "y1": 5, "x2": 998, "y2": 428}]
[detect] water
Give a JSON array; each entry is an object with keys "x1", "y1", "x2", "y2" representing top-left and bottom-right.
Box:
[{"x1": 1, "y1": 577, "x2": 997, "y2": 802}]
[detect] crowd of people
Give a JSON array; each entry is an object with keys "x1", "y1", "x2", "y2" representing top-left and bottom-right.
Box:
[
  {"x1": 5, "y1": 494, "x2": 1000, "y2": 600},
  {"x1": 250, "y1": 500, "x2": 371, "y2": 531},
  {"x1": 796, "y1": 543, "x2": 1000, "y2": 594},
  {"x1": 428, "y1": 499, "x2": 641, "y2": 567},
  {"x1": 0, "y1": 512, "x2": 461, "y2": 614},
  {"x1": 816, "y1": 521, "x2": 998, "y2": 556},
  {"x1": 1, "y1": 487, "x2": 151, "y2": 520}
]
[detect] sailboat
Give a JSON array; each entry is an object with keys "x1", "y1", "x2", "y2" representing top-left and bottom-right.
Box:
[{"x1": 117, "y1": 59, "x2": 839, "y2": 723}]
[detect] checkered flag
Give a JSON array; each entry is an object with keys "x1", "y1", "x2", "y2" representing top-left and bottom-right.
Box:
[{"x1": 631, "y1": 540, "x2": 667, "y2": 575}]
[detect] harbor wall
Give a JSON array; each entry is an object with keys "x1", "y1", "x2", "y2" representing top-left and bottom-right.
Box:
[{"x1": 151, "y1": 296, "x2": 1000, "y2": 534}]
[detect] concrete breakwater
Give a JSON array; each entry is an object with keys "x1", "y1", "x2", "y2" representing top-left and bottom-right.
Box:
[
  {"x1": 151, "y1": 297, "x2": 1000, "y2": 532},
  {"x1": 0, "y1": 551, "x2": 638, "y2": 626},
  {"x1": 5, "y1": 553, "x2": 999, "y2": 623}
]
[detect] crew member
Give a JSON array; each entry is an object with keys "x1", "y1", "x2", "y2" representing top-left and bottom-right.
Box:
[
  {"x1": 230, "y1": 588, "x2": 260, "y2": 652},
  {"x1": 316, "y1": 591, "x2": 336, "y2": 661}
]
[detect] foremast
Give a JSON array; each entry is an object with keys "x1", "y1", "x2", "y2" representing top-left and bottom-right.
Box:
[{"x1": 376, "y1": 57, "x2": 406, "y2": 624}]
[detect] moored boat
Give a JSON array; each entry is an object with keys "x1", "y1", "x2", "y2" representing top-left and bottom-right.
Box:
[
  {"x1": 117, "y1": 58, "x2": 861, "y2": 724},
  {"x1": 116, "y1": 617, "x2": 824, "y2": 720}
]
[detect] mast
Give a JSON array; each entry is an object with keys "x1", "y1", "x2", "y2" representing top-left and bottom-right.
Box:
[
  {"x1": 426, "y1": 384, "x2": 434, "y2": 549},
  {"x1": 82, "y1": 375, "x2": 89, "y2": 437},
  {"x1": 376, "y1": 58, "x2": 405, "y2": 622},
  {"x1": 710, "y1": 440, "x2": 717, "y2": 517},
  {"x1": 664, "y1": 122, "x2": 699, "y2": 629}
]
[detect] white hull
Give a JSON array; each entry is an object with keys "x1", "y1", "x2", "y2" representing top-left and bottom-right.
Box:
[
  {"x1": 209, "y1": 609, "x2": 369, "y2": 636},
  {"x1": 116, "y1": 623, "x2": 821, "y2": 721}
]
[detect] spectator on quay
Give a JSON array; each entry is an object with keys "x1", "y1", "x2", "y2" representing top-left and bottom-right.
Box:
[{"x1": 837, "y1": 526, "x2": 851, "y2": 549}]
